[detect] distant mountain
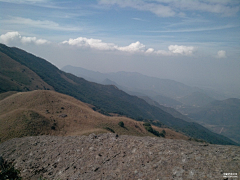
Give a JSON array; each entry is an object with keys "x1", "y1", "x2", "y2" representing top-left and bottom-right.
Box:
[
  {"x1": 0, "y1": 43, "x2": 237, "y2": 145},
  {"x1": 153, "y1": 94, "x2": 183, "y2": 107},
  {"x1": 140, "y1": 96, "x2": 193, "y2": 122},
  {"x1": 62, "y1": 65, "x2": 226, "y2": 109},
  {"x1": 62, "y1": 65, "x2": 106, "y2": 83},
  {"x1": 188, "y1": 98, "x2": 240, "y2": 143},
  {"x1": 102, "y1": 78, "x2": 118, "y2": 86},
  {"x1": 0, "y1": 90, "x2": 189, "y2": 143},
  {"x1": 62, "y1": 65, "x2": 202, "y2": 99},
  {"x1": 177, "y1": 91, "x2": 216, "y2": 107}
]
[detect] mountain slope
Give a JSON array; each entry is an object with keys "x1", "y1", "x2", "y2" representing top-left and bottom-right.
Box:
[
  {"x1": 0, "y1": 90, "x2": 188, "y2": 143},
  {"x1": 140, "y1": 96, "x2": 193, "y2": 122},
  {"x1": 0, "y1": 44, "x2": 237, "y2": 145},
  {"x1": 189, "y1": 98, "x2": 240, "y2": 143},
  {"x1": 177, "y1": 91, "x2": 216, "y2": 107},
  {"x1": 0, "y1": 52, "x2": 53, "y2": 93}
]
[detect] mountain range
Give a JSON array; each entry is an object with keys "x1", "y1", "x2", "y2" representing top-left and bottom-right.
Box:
[
  {"x1": 62, "y1": 64, "x2": 240, "y2": 143},
  {"x1": 0, "y1": 43, "x2": 238, "y2": 145}
]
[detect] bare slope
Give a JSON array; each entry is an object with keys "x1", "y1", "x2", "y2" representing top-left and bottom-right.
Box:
[{"x1": 0, "y1": 90, "x2": 188, "y2": 143}]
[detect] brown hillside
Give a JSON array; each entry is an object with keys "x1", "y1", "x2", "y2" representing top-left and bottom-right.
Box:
[
  {"x1": 0, "y1": 52, "x2": 54, "y2": 92},
  {"x1": 0, "y1": 90, "x2": 188, "y2": 143}
]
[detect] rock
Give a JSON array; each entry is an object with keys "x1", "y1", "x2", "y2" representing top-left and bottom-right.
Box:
[{"x1": 59, "y1": 114, "x2": 67, "y2": 118}]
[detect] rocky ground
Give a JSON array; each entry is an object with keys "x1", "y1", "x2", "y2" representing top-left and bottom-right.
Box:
[{"x1": 0, "y1": 133, "x2": 239, "y2": 180}]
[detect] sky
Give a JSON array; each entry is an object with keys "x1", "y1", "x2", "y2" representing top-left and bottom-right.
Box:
[{"x1": 0, "y1": 0, "x2": 240, "y2": 97}]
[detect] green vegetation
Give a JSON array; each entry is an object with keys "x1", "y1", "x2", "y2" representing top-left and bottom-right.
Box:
[
  {"x1": 143, "y1": 123, "x2": 165, "y2": 137},
  {"x1": 118, "y1": 121, "x2": 124, "y2": 127},
  {"x1": 104, "y1": 127, "x2": 115, "y2": 133},
  {"x1": 0, "y1": 43, "x2": 238, "y2": 146},
  {"x1": 0, "y1": 157, "x2": 22, "y2": 180}
]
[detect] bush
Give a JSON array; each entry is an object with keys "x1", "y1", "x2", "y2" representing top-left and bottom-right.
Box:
[
  {"x1": 143, "y1": 123, "x2": 165, "y2": 137},
  {"x1": 104, "y1": 127, "x2": 115, "y2": 133},
  {"x1": 143, "y1": 122, "x2": 151, "y2": 127},
  {"x1": 0, "y1": 157, "x2": 22, "y2": 180},
  {"x1": 118, "y1": 121, "x2": 124, "y2": 127}
]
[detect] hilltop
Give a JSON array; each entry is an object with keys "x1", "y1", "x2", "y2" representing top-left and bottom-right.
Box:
[{"x1": 0, "y1": 90, "x2": 187, "y2": 143}]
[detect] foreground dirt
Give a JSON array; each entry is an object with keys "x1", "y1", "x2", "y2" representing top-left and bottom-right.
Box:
[{"x1": 0, "y1": 134, "x2": 239, "y2": 180}]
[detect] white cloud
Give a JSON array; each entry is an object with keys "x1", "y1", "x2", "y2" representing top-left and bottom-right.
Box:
[
  {"x1": 62, "y1": 37, "x2": 116, "y2": 51},
  {"x1": 117, "y1": 41, "x2": 145, "y2": 52},
  {"x1": 154, "y1": 50, "x2": 172, "y2": 56},
  {"x1": 0, "y1": 31, "x2": 21, "y2": 44},
  {"x1": 146, "y1": 48, "x2": 155, "y2": 54},
  {"x1": 62, "y1": 36, "x2": 196, "y2": 56},
  {"x1": 4, "y1": 17, "x2": 80, "y2": 31},
  {"x1": 0, "y1": 32, "x2": 196, "y2": 56},
  {"x1": 99, "y1": 0, "x2": 175, "y2": 17},
  {"x1": 0, "y1": 31, "x2": 50, "y2": 45},
  {"x1": 217, "y1": 50, "x2": 227, "y2": 58},
  {"x1": 168, "y1": 45, "x2": 196, "y2": 55},
  {"x1": 62, "y1": 37, "x2": 145, "y2": 53},
  {"x1": 21, "y1": 36, "x2": 50, "y2": 45},
  {"x1": 99, "y1": 0, "x2": 239, "y2": 17}
]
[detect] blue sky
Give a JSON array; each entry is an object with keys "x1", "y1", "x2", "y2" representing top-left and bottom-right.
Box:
[{"x1": 0, "y1": 0, "x2": 240, "y2": 96}]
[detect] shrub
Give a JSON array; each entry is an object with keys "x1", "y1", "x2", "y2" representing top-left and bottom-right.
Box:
[
  {"x1": 0, "y1": 157, "x2": 22, "y2": 180},
  {"x1": 104, "y1": 127, "x2": 115, "y2": 133},
  {"x1": 162, "y1": 130, "x2": 166, "y2": 135},
  {"x1": 143, "y1": 122, "x2": 151, "y2": 127},
  {"x1": 118, "y1": 121, "x2": 124, "y2": 127},
  {"x1": 143, "y1": 123, "x2": 165, "y2": 137}
]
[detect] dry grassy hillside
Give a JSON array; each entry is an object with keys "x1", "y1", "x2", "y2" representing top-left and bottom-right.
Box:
[
  {"x1": 0, "y1": 90, "x2": 188, "y2": 143},
  {"x1": 0, "y1": 52, "x2": 54, "y2": 92}
]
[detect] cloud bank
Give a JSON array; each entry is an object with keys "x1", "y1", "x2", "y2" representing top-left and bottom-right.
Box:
[
  {"x1": 62, "y1": 36, "x2": 196, "y2": 56},
  {"x1": 0, "y1": 31, "x2": 50, "y2": 45},
  {"x1": 0, "y1": 31, "x2": 196, "y2": 56}
]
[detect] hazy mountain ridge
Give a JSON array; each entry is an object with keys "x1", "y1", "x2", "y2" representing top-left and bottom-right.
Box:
[
  {"x1": 177, "y1": 91, "x2": 216, "y2": 107},
  {"x1": 61, "y1": 64, "x2": 240, "y2": 143},
  {"x1": 0, "y1": 43, "x2": 237, "y2": 145},
  {"x1": 140, "y1": 96, "x2": 193, "y2": 122},
  {"x1": 62, "y1": 65, "x2": 227, "y2": 109},
  {"x1": 188, "y1": 98, "x2": 240, "y2": 143},
  {"x1": 62, "y1": 65, "x2": 203, "y2": 100}
]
